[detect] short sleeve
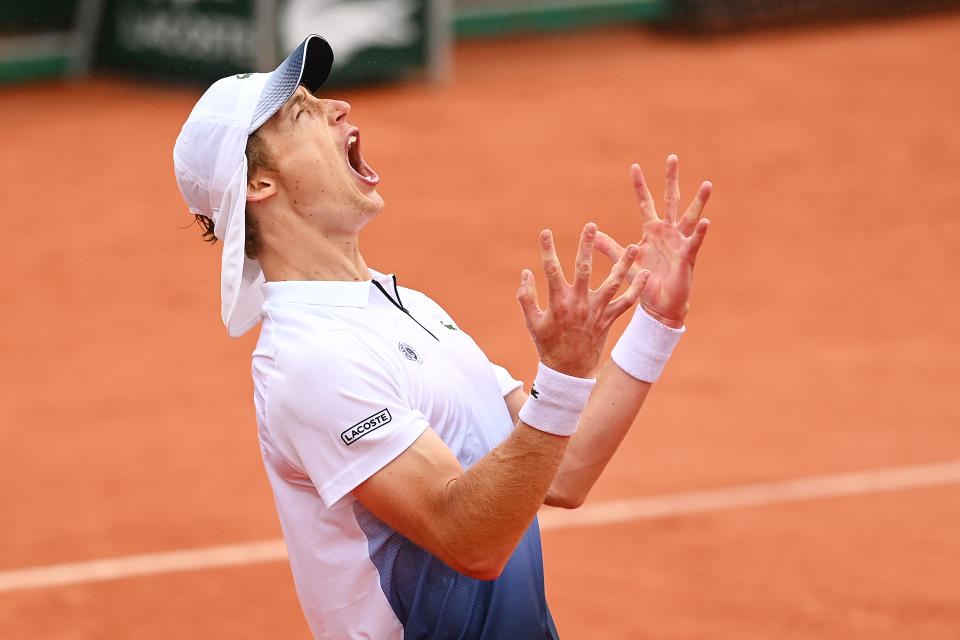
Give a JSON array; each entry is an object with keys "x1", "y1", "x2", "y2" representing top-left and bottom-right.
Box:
[
  {"x1": 267, "y1": 330, "x2": 430, "y2": 507},
  {"x1": 490, "y1": 362, "x2": 523, "y2": 397}
]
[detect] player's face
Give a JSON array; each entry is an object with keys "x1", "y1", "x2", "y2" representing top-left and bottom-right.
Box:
[{"x1": 256, "y1": 85, "x2": 383, "y2": 228}]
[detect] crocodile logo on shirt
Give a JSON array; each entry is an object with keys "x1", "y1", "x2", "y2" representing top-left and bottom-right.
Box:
[{"x1": 341, "y1": 408, "x2": 392, "y2": 446}]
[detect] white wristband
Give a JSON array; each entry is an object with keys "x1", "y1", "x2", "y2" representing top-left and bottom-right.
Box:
[
  {"x1": 518, "y1": 362, "x2": 595, "y2": 437},
  {"x1": 610, "y1": 306, "x2": 685, "y2": 383}
]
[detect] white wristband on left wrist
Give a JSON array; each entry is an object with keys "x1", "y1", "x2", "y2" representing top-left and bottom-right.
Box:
[{"x1": 610, "y1": 306, "x2": 685, "y2": 383}]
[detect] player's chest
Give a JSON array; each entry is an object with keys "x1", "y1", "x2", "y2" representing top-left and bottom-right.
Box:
[{"x1": 357, "y1": 302, "x2": 503, "y2": 464}]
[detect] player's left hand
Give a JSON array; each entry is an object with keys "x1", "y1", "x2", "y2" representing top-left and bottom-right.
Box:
[
  {"x1": 594, "y1": 154, "x2": 711, "y2": 329},
  {"x1": 516, "y1": 223, "x2": 647, "y2": 378}
]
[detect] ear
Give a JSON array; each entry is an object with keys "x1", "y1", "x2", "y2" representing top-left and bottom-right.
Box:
[{"x1": 247, "y1": 172, "x2": 277, "y2": 202}]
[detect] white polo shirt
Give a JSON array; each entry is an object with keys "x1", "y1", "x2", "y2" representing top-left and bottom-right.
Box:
[{"x1": 251, "y1": 271, "x2": 560, "y2": 640}]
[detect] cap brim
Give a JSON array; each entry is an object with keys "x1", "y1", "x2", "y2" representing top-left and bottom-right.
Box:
[
  {"x1": 249, "y1": 34, "x2": 334, "y2": 133},
  {"x1": 299, "y1": 35, "x2": 335, "y2": 92}
]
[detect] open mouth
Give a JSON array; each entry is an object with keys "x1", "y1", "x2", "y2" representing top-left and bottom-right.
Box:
[{"x1": 345, "y1": 128, "x2": 379, "y2": 186}]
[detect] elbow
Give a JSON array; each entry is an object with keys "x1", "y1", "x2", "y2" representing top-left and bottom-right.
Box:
[
  {"x1": 544, "y1": 487, "x2": 587, "y2": 510},
  {"x1": 463, "y1": 563, "x2": 506, "y2": 582},
  {"x1": 450, "y1": 551, "x2": 509, "y2": 581}
]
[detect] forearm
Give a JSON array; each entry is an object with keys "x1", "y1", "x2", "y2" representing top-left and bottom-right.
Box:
[
  {"x1": 439, "y1": 422, "x2": 569, "y2": 578},
  {"x1": 545, "y1": 358, "x2": 652, "y2": 508},
  {"x1": 353, "y1": 364, "x2": 589, "y2": 581}
]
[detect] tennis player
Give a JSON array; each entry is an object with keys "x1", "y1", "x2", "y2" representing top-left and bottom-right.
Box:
[{"x1": 173, "y1": 35, "x2": 711, "y2": 639}]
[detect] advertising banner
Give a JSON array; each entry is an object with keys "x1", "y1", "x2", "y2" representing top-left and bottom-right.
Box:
[{"x1": 97, "y1": 0, "x2": 437, "y2": 86}]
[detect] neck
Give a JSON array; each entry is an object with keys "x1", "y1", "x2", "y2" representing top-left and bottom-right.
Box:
[{"x1": 255, "y1": 208, "x2": 371, "y2": 283}]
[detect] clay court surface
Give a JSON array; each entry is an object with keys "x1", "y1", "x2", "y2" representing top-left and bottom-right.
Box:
[{"x1": 2, "y1": 12, "x2": 959, "y2": 639}]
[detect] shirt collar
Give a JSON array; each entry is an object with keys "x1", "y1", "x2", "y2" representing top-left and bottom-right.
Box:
[{"x1": 261, "y1": 269, "x2": 395, "y2": 308}]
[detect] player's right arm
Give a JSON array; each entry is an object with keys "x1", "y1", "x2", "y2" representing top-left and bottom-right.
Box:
[
  {"x1": 352, "y1": 420, "x2": 566, "y2": 580},
  {"x1": 352, "y1": 224, "x2": 643, "y2": 580}
]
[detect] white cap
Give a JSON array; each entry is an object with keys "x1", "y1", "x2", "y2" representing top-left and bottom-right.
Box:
[{"x1": 173, "y1": 35, "x2": 334, "y2": 337}]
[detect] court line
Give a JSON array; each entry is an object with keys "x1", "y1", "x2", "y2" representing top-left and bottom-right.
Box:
[
  {"x1": 0, "y1": 540, "x2": 288, "y2": 594},
  {"x1": 536, "y1": 459, "x2": 960, "y2": 530},
  {"x1": 2, "y1": 459, "x2": 959, "y2": 593}
]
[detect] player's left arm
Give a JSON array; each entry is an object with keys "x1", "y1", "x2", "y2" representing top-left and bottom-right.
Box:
[{"x1": 505, "y1": 154, "x2": 712, "y2": 508}]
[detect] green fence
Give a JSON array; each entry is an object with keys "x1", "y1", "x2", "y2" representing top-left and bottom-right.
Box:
[
  {"x1": 454, "y1": 0, "x2": 666, "y2": 38},
  {"x1": 0, "y1": 0, "x2": 82, "y2": 83}
]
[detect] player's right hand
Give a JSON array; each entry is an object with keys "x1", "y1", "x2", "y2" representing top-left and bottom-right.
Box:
[{"x1": 516, "y1": 223, "x2": 647, "y2": 378}]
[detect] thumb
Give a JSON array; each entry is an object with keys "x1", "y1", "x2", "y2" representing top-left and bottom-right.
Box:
[{"x1": 594, "y1": 230, "x2": 625, "y2": 263}]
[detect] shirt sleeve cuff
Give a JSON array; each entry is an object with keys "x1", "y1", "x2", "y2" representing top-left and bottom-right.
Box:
[{"x1": 490, "y1": 363, "x2": 523, "y2": 397}]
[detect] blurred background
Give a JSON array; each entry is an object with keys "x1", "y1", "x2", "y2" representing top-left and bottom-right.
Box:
[
  {"x1": 3, "y1": 0, "x2": 960, "y2": 87},
  {"x1": 2, "y1": 1, "x2": 959, "y2": 638}
]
